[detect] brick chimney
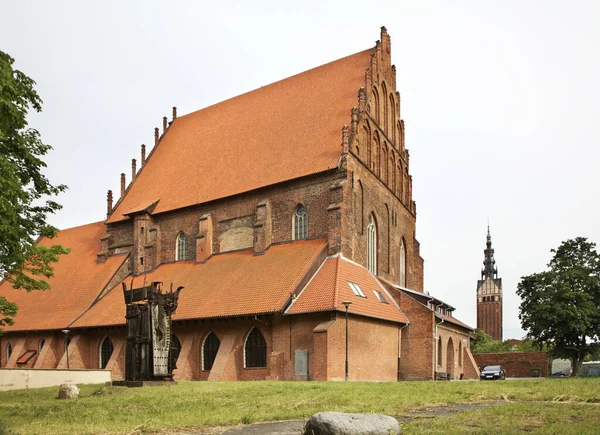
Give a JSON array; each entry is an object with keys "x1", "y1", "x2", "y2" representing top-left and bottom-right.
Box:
[
  {"x1": 106, "y1": 190, "x2": 113, "y2": 216},
  {"x1": 172, "y1": 106, "x2": 177, "y2": 120},
  {"x1": 120, "y1": 173, "x2": 126, "y2": 197},
  {"x1": 162, "y1": 116, "x2": 167, "y2": 135},
  {"x1": 131, "y1": 159, "x2": 137, "y2": 181},
  {"x1": 154, "y1": 127, "x2": 159, "y2": 146},
  {"x1": 141, "y1": 144, "x2": 146, "y2": 166}
]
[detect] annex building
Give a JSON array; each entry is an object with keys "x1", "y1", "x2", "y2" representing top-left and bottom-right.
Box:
[{"x1": 0, "y1": 28, "x2": 479, "y2": 381}]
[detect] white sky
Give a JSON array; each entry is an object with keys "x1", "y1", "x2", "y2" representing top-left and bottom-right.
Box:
[{"x1": 2, "y1": 0, "x2": 599, "y2": 340}]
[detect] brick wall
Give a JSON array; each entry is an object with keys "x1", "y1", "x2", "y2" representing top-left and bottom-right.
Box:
[
  {"x1": 396, "y1": 292, "x2": 434, "y2": 380},
  {"x1": 473, "y1": 351, "x2": 549, "y2": 377}
]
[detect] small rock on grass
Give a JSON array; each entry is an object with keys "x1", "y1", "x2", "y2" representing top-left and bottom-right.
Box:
[
  {"x1": 58, "y1": 383, "x2": 79, "y2": 399},
  {"x1": 304, "y1": 412, "x2": 400, "y2": 435}
]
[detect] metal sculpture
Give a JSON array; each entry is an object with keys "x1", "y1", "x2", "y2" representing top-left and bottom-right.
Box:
[{"x1": 122, "y1": 280, "x2": 183, "y2": 382}]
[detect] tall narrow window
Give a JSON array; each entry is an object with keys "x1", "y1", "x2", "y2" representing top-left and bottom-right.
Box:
[
  {"x1": 437, "y1": 338, "x2": 442, "y2": 366},
  {"x1": 372, "y1": 87, "x2": 380, "y2": 122},
  {"x1": 367, "y1": 214, "x2": 377, "y2": 275},
  {"x1": 38, "y1": 339, "x2": 45, "y2": 354},
  {"x1": 202, "y1": 332, "x2": 220, "y2": 371},
  {"x1": 176, "y1": 232, "x2": 186, "y2": 261},
  {"x1": 6, "y1": 343, "x2": 12, "y2": 362},
  {"x1": 459, "y1": 341, "x2": 463, "y2": 367},
  {"x1": 390, "y1": 94, "x2": 396, "y2": 143},
  {"x1": 244, "y1": 327, "x2": 267, "y2": 368},
  {"x1": 100, "y1": 337, "x2": 113, "y2": 369},
  {"x1": 171, "y1": 335, "x2": 181, "y2": 366},
  {"x1": 293, "y1": 205, "x2": 308, "y2": 240},
  {"x1": 400, "y1": 240, "x2": 406, "y2": 287}
]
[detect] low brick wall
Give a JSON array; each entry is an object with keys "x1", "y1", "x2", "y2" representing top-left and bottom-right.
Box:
[
  {"x1": 0, "y1": 368, "x2": 111, "y2": 391},
  {"x1": 473, "y1": 351, "x2": 549, "y2": 377}
]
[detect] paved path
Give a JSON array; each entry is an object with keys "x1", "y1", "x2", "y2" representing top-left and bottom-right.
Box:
[
  {"x1": 210, "y1": 401, "x2": 509, "y2": 434},
  {"x1": 220, "y1": 420, "x2": 305, "y2": 435}
]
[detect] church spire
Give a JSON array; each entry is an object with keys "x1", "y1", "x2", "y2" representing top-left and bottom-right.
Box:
[{"x1": 482, "y1": 225, "x2": 498, "y2": 279}]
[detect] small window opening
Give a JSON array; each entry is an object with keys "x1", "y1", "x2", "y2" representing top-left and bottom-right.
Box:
[
  {"x1": 348, "y1": 282, "x2": 366, "y2": 298},
  {"x1": 140, "y1": 256, "x2": 144, "y2": 265},
  {"x1": 244, "y1": 328, "x2": 267, "y2": 368},
  {"x1": 293, "y1": 205, "x2": 308, "y2": 240},
  {"x1": 373, "y1": 290, "x2": 389, "y2": 304},
  {"x1": 202, "y1": 332, "x2": 220, "y2": 371},
  {"x1": 100, "y1": 337, "x2": 114, "y2": 369}
]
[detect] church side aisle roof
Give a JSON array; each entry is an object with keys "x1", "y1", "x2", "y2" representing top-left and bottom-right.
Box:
[
  {"x1": 70, "y1": 238, "x2": 328, "y2": 328},
  {"x1": 0, "y1": 222, "x2": 127, "y2": 332},
  {"x1": 285, "y1": 255, "x2": 409, "y2": 324},
  {"x1": 107, "y1": 49, "x2": 373, "y2": 223}
]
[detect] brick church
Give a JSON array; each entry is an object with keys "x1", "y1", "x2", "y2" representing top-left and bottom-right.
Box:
[
  {"x1": 0, "y1": 28, "x2": 479, "y2": 381},
  {"x1": 476, "y1": 227, "x2": 503, "y2": 340}
]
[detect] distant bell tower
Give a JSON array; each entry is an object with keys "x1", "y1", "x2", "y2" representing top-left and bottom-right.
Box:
[{"x1": 476, "y1": 226, "x2": 503, "y2": 340}]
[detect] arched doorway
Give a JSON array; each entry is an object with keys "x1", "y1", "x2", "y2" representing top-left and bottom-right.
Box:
[{"x1": 446, "y1": 337, "x2": 455, "y2": 378}]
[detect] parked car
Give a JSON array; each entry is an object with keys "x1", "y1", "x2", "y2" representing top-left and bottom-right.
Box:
[{"x1": 480, "y1": 365, "x2": 506, "y2": 380}]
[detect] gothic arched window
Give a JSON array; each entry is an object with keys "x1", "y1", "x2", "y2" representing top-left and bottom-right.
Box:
[
  {"x1": 6, "y1": 342, "x2": 12, "y2": 362},
  {"x1": 437, "y1": 338, "x2": 442, "y2": 366},
  {"x1": 202, "y1": 332, "x2": 220, "y2": 371},
  {"x1": 244, "y1": 327, "x2": 267, "y2": 368},
  {"x1": 367, "y1": 214, "x2": 378, "y2": 275},
  {"x1": 176, "y1": 232, "x2": 186, "y2": 261},
  {"x1": 38, "y1": 339, "x2": 45, "y2": 354},
  {"x1": 99, "y1": 336, "x2": 113, "y2": 369},
  {"x1": 293, "y1": 205, "x2": 308, "y2": 240},
  {"x1": 400, "y1": 239, "x2": 406, "y2": 287},
  {"x1": 372, "y1": 86, "x2": 380, "y2": 122},
  {"x1": 171, "y1": 335, "x2": 181, "y2": 366}
]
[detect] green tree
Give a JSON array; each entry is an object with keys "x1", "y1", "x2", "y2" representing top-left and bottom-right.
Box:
[
  {"x1": 470, "y1": 328, "x2": 512, "y2": 353},
  {"x1": 517, "y1": 238, "x2": 600, "y2": 375},
  {"x1": 0, "y1": 50, "x2": 69, "y2": 331}
]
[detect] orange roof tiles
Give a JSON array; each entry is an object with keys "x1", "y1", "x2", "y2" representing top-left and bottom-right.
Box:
[
  {"x1": 0, "y1": 222, "x2": 126, "y2": 332},
  {"x1": 107, "y1": 49, "x2": 373, "y2": 223},
  {"x1": 286, "y1": 256, "x2": 408, "y2": 324},
  {"x1": 71, "y1": 239, "x2": 328, "y2": 328},
  {"x1": 436, "y1": 312, "x2": 474, "y2": 331}
]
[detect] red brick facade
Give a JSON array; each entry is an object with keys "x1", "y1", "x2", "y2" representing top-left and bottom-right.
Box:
[
  {"x1": 473, "y1": 352, "x2": 549, "y2": 377},
  {"x1": 0, "y1": 27, "x2": 476, "y2": 382}
]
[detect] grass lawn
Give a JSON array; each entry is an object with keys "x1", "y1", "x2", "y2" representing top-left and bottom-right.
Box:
[{"x1": 0, "y1": 378, "x2": 599, "y2": 434}]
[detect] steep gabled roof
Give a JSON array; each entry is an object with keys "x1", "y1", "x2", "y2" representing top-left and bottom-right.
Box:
[
  {"x1": 0, "y1": 222, "x2": 126, "y2": 332},
  {"x1": 389, "y1": 285, "x2": 473, "y2": 331},
  {"x1": 286, "y1": 255, "x2": 408, "y2": 324},
  {"x1": 71, "y1": 239, "x2": 328, "y2": 328},
  {"x1": 107, "y1": 48, "x2": 373, "y2": 223}
]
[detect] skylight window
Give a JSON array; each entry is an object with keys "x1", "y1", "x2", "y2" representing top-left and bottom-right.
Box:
[
  {"x1": 348, "y1": 282, "x2": 366, "y2": 297},
  {"x1": 373, "y1": 290, "x2": 389, "y2": 304}
]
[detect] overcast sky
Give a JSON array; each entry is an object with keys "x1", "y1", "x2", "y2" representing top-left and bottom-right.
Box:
[{"x1": 2, "y1": 1, "x2": 599, "y2": 339}]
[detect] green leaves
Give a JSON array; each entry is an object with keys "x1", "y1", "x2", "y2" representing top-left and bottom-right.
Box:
[
  {"x1": 517, "y1": 238, "x2": 600, "y2": 374},
  {"x1": 0, "y1": 50, "x2": 68, "y2": 329}
]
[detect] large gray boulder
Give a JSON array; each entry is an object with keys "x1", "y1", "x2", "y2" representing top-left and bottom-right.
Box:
[
  {"x1": 304, "y1": 412, "x2": 400, "y2": 435},
  {"x1": 58, "y1": 383, "x2": 79, "y2": 399}
]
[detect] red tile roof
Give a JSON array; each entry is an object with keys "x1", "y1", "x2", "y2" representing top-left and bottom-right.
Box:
[
  {"x1": 435, "y1": 312, "x2": 474, "y2": 331},
  {"x1": 107, "y1": 49, "x2": 373, "y2": 223},
  {"x1": 286, "y1": 256, "x2": 408, "y2": 324},
  {"x1": 71, "y1": 239, "x2": 328, "y2": 328},
  {"x1": 0, "y1": 222, "x2": 126, "y2": 332}
]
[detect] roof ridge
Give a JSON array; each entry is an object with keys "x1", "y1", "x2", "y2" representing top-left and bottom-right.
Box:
[
  {"x1": 177, "y1": 48, "x2": 374, "y2": 123},
  {"x1": 284, "y1": 255, "x2": 330, "y2": 314},
  {"x1": 332, "y1": 256, "x2": 341, "y2": 309}
]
